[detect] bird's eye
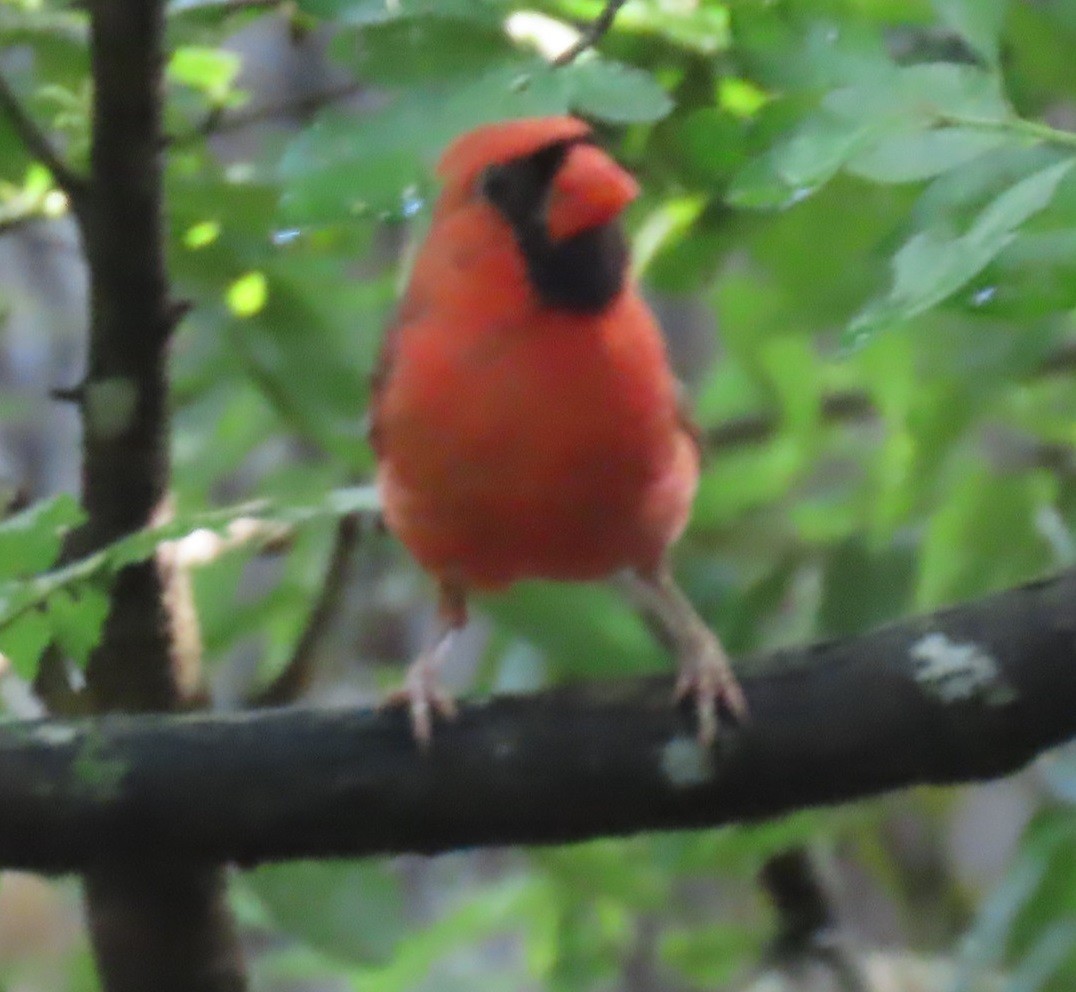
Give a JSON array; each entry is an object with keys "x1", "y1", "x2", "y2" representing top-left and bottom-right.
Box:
[{"x1": 479, "y1": 165, "x2": 507, "y2": 201}]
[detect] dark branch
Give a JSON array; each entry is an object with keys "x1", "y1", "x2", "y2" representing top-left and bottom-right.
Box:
[
  {"x1": 552, "y1": 0, "x2": 631, "y2": 66},
  {"x1": 761, "y1": 849, "x2": 871, "y2": 992},
  {"x1": 65, "y1": 2, "x2": 246, "y2": 988},
  {"x1": 78, "y1": 2, "x2": 174, "y2": 558},
  {"x1": 0, "y1": 72, "x2": 89, "y2": 203},
  {"x1": 0, "y1": 568, "x2": 1073, "y2": 873}
]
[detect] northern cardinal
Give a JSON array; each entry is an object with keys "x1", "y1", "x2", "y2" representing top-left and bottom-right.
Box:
[{"x1": 370, "y1": 116, "x2": 746, "y2": 744}]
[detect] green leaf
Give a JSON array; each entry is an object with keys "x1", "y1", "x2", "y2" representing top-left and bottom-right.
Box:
[
  {"x1": 220, "y1": 263, "x2": 388, "y2": 463},
  {"x1": 167, "y1": 46, "x2": 242, "y2": 106},
  {"x1": 671, "y1": 109, "x2": 747, "y2": 185},
  {"x1": 278, "y1": 63, "x2": 571, "y2": 223},
  {"x1": 916, "y1": 465, "x2": 1056, "y2": 608},
  {"x1": 226, "y1": 271, "x2": 268, "y2": 318},
  {"x1": 299, "y1": 0, "x2": 499, "y2": 24},
  {"x1": 1009, "y1": 922, "x2": 1076, "y2": 992},
  {"x1": 561, "y1": 60, "x2": 673, "y2": 124},
  {"x1": 0, "y1": 609, "x2": 51, "y2": 680},
  {"x1": 847, "y1": 157, "x2": 1075, "y2": 344},
  {"x1": 967, "y1": 157, "x2": 1074, "y2": 246},
  {"x1": 856, "y1": 225, "x2": 976, "y2": 333},
  {"x1": 293, "y1": 0, "x2": 358, "y2": 15},
  {"x1": 771, "y1": 113, "x2": 875, "y2": 190},
  {"x1": 245, "y1": 861, "x2": 405, "y2": 966},
  {"x1": 0, "y1": 494, "x2": 84, "y2": 581},
  {"x1": 845, "y1": 125, "x2": 1009, "y2": 183},
  {"x1": 911, "y1": 144, "x2": 1059, "y2": 227},
  {"x1": 183, "y1": 219, "x2": 221, "y2": 249},
  {"x1": 0, "y1": 9, "x2": 89, "y2": 91},
  {"x1": 46, "y1": 585, "x2": 109, "y2": 669},
  {"x1": 1003, "y1": 811, "x2": 1076, "y2": 992},
  {"x1": 732, "y1": 58, "x2": 1018, "y2": 208},
  {"x1": 337, "y1": 19, "x2": 512, "y2": 84},
  {"x1": 726, "y1": 151, "x2": 805, "y2": 210},
  {"x1": 692, "y1": 438, "x2": 806, "y2": 527},
  {"x1": 932, "y1": 0, "x2": 1008, "y2": 66},
  {"x1": 640, "y1": 2, "x2": 730, "y2": 54},
  {"x1": 660, "y1": 924, "x2": 759, "y2": 987},
  {"x1": 484, "y1": 580, "x2": 663, "y2": 681},
  {"x1": 898, "y1": 60, "x2": 1010, "y2": 119},
  {"x1": 823, "y1": 62, "x2": 1009, "y2": 123},
  {"x1": 0, "y1": 486, "x2": 381, "y2": 636},
  {"x1": 818, "y1": 538, "x2": 916, "y2": 637}
]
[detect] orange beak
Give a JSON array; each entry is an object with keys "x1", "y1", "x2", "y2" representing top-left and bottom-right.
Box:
[{"x1": 545, "y1": 143, "x2": 640, "y2": 242}]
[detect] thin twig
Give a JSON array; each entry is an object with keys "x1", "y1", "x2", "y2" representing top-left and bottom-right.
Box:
[
  {"x1": 0, "y1": 73, "x2": 88, "y2": 203},
  {"x1": 250, "y1": 512, "x2": 361, "y2": 708},
  {"x1": 552, "y1": 0, "x2": 631, "y2": 66},
  {"x1": 935, "y1": 113, "x2": 1076, "y2": 152}
]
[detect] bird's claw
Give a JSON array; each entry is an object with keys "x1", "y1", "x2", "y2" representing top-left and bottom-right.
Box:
[
  {"x1": 674, "y1": 641, "x2": 748, "y2": 746},
  {"x1": 381, "y1": 657, "x2": 457, "y2": 748}
]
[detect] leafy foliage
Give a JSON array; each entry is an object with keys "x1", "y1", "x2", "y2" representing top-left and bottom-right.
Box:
[{"x1": 1, "y1": 0, "x2": 1076, "y2": 987}]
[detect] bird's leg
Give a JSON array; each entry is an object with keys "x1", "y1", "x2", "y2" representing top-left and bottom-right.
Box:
[
  {"x1": 382, "y1": 580, "x2": 467, "y2": 746},
  {"x1": 627, "y1": 562, "x2": 747, "y2": 745}
]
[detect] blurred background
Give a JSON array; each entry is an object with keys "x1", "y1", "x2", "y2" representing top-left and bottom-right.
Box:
[{"x1": 1, "y1": 0, "x2": 1076, "y2": 988}]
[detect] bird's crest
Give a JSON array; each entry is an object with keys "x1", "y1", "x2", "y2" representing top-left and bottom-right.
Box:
[{"x1": 436, "y1": 116, "x2": 592, "y2": 193}]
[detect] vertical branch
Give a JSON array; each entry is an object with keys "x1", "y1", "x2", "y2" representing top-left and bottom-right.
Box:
[
  {"x1": 78, "y1": 0, "x2": 191, "y2": 711},
  {"x1": 66, "y1": 2, "x2": 247, "y2": 989},
  {"x1": 760, "y1": 849, "x2": 872, "y2": 992}
]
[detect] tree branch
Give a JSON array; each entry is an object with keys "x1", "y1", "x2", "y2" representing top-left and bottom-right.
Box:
[
  {"x1": 59, "y1": 1, "x2": 246, "y2": 988},
  {"x1": 761, "y1": 849, "x2": 872, "y2": 992},
  {"x1": 0, "y1": 71, "x2": 88, "y2": 204},
  {"x1": 552, "y1": 0, "x2": 631, "y2": 66},
  {"x1": 0, "y1": 568, "x2": 1073, "y2": 873}
]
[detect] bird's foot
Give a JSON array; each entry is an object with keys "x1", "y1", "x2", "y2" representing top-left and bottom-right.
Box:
[
  {"x1": 381, "y1": 651, "x2": 458, "y2": 747},
  {"x1": 674, "y1": 635, "x2": 748, "y2": 746}
]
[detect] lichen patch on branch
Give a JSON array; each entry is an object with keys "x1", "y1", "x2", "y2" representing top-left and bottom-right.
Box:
[
  {"x1": 659, "y1": 735, "x2": 714, "y2": 788},
  {"x1": 909, "y1": 633, "x2": 1017, "y2": 706},
  {"x1": 83, "y1": 377, "x2": 139, "y2": 442}
]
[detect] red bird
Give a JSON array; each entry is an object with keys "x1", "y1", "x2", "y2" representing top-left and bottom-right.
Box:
[{"x1": 370, "y1": 116, "x2": 746, "y2": 744}]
